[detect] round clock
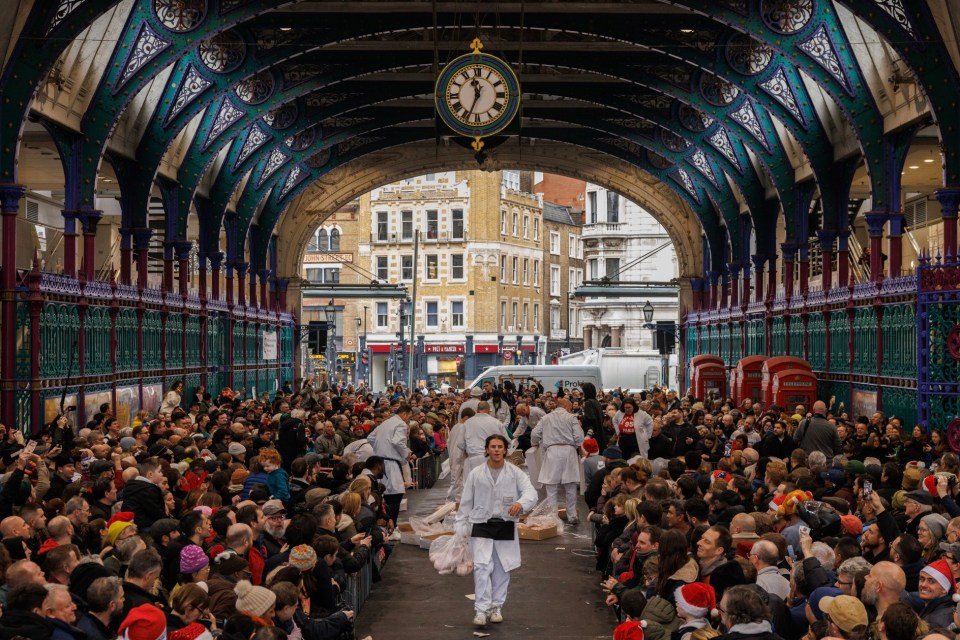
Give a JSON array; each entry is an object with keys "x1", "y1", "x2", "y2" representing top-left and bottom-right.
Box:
[{"x1": 435, "y1": 39, "x2": 520, "y2": 147}]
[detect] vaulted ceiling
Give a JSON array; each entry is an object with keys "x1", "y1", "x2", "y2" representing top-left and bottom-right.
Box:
[{"x1": 3, "y1": 0, "x2": 958, "y2": 275}]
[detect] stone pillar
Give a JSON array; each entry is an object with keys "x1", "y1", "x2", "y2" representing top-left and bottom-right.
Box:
[
  {"x1": 728, "y1": 263, "x2": 740, "y2": 308},
  {"x1": 209, "y1": 252, "x2": 223, "y2": 301},
  {"x1": 583, "y1": 325, "x2": 592, "y2": 349},
  {"x1": 134, "y1": 228, "x2": 152, "y2": 290},
  {"x1": 175, "y1": 241, "x2": 192, "y2": 298},
  {"x1": 119, "y1": 229, "x2": 133, "y2": 286},
  {"x1": 80, "y1": 211, "x2": 101, "y2": 282},
  {"x1": 0, "y1": 185, "x2": 25, "y2": 430},
  {"x1": 797, "y1": 244, "x2": 810, "y2": 296},
  {"x1": 818, "y1": 231, "x2": 836, "y2": 292},
  {"x1": 864, "y1": 211, "x2": 887, "y2": 283},
  {"x1": 937, "y1": 189, "x2": 960, "y2": 260},
  {"x1": 592, "y1": 326, "x2": 602, "y2": 348},
  {"x1": 888, "y1": 214, "x2": 905, "y2": 277},
  {"x1": 751, "y1": 255, "x2": 766, "y2": 302},
  {"x1": 781, "y1": 244, "x2": 796, "y2": 299},
  {"x1": 611, "y1": 325, "x2": 622, "y2": 348}
]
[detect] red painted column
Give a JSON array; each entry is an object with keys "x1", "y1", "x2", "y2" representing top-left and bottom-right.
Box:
[
  {"x1": 198, "y1": 258, "x2": 208, "y2": 301},
  {"x1": 27, "y1": 261, "x2": 42, "y2": 435},
  {"x1": 209, "y1": 252, "x2": 223, "y2": 301},
  {"x1": 728, "y1": 265, "x2": 740, "y2": 308},
  {"x1": 798, "y1": 246, "x2": 810, "y2": 296},
  {"x1": 176, "y1": 241, "x2": 192, "y2": 299},
  {"x1": 62, "y1": 211, "x2": 78, "y2": 278},
  {"x1": 134, "y1": 228, "x2": 151, "y2": 291},
  {"x1": 225, "y1": 265, "x2": 234, "y2": 305},
  {"x1": 259, "y1": 270, "x2": 268, "y2": 311},
  {"x1": 818, "y1": 231, "x2": 835, "y2": 292},
  {"x1": 740, "y1": 269, "x2": 750, "y2": 309},
  {"x1": 752, "y1": 256, "x2": 765, "y2": 303},
  {"x1": 766, "y1": 257, "x2": 777, "y2": 302},
  {"x1": 938, "y1": 189, "x2": 960, "y2": 260},
  {"x1": 119, "y1": 229, "x2": 133, "y2": 286},
  {"x1": 0, "y1": 186, "x2": 25, "y2": 430},
  {"x1": 278, "y1": 279, "x2": 288, "y2": 311},
  {"x1": 162, "y1": 242, "x2": 175, "y2": 293},
  {"x1": 864, "y1": 212, "x2": 887, "y2": 283},
  {"x1": 81, "y1": 212, "x2": 101, "y2": 282},
  {"x1": 782, "y1": 244, "x2": 796, "y2": 300},
  {"x1": 237, "y1": 262, "x2": 248, "y2": 307},
  {"x1": 837, "y1": 232, "x2": 850, "y2": 286},
  {"x1": 248, "y1": 272, "x2": 257, "y2": 309},
  {"x1": 888, "y1": 214, "x2": 904, "y2": 278}
]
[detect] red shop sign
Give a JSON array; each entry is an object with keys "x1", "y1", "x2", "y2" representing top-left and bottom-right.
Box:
[
  {"x1": 474, "y1": 344, "x2": 500, "y2": 354},
  {"x1": 424, "y1": 344, "x2": 464, "y2": 354}
]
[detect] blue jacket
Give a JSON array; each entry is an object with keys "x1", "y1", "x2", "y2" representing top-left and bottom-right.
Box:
[{"x1": 267, "y1": 467, "x2": 290, "y2": 502}]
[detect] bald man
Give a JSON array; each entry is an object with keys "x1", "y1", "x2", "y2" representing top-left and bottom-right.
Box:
[
  {"x1": 862, "y1": 561, "x2": 907, "y2": 619},
  {"x1": 0, "y1": 516, "x2": 31, "y2": 541},
  {"x1": 793, "y1": 400, "x2": 842, "y2": 458},
  {"x1": 530, "y1": 398, "x2": 584, "y2": 525}
]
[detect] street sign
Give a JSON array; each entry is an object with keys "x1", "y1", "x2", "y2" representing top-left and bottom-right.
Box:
[{"x1": 502, "y1": 349, "x2": 514, "y2": 361}]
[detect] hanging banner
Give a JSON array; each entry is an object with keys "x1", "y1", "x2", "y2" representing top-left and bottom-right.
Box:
[{"x1": 263, "y1": 330, "x2": 278, "y2": 360}]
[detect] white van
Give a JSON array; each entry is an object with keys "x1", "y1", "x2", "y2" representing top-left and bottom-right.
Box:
[{"x1": 467, "y1": 365, "x2": 603, "y2": 394}]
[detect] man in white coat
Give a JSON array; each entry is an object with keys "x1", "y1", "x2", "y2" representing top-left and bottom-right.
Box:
[
  {"x1": 531, "y1": 398, "x2": 583, "y2": 524},
  {"x1": 445, "y1": 406, "x2": 476, "y2": 503},
  {"x1": 367, "y1": 403, "x2": 413, "y2": 527},
  {"x1": 459, "y1": 401, "x2": 510, "y2": 482},
  {"x1": 456, "y1": 434, "x2": 538, "y2": 627}
]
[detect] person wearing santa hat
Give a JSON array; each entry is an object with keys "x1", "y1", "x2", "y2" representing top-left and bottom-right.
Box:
[
  {"x1": 613, "y1": 590, "x2": 647, "y2": 640},
  {"x1": 674, "y1": 583, "x2": 718, "y2": 640},
  {"x1": 118, "y1": 603, "x2": 168, "y2": 640},
  {"x1": 917, "y1": 559, "x2": 959, "y2": 628}
]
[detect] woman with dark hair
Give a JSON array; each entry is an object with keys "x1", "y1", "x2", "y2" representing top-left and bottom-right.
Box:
[
  {"x1": 160, "y1": 380, "x2": 184, "y2": 415},
  {"x1": 617, "y1": 399, "x2": 640, "y2": 460},
  {"x1": 656, "y1": 529, "x2": 699, "y2": 604},
  {"x1": 581, "y1": 382, "x2": 606, "y2": 450}
]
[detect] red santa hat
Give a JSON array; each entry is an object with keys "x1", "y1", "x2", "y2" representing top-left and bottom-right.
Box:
[
  {"x1": 614, "y1": 620, "x2": 645, "y2": 640},
  {"x1": 923, "y1": 475, "x2": 939, "y2": 497},
  {"x1": 107, "y1": 511, "x2": 135, "y2": 527},
  {"x1": 920, "y1": 560, "x2": 960, "y2": 601},
  {"x1": 119, "y1": 604, "x2": 168, "y2": 640},
  {"x1": 675, "y1": 583, "x2": 718, "y2": 618},
  {"x1": 582, "y1": 438, "x2": 600, "y2": 455},
  {"x1": 712, "y1": 470, "x2": 730, "y2": 482}
]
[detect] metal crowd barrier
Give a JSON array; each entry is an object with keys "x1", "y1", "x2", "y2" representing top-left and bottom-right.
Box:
[
  {"x1": 410, "y1": 452, "x2": 444, "y2": 489},
  {"x1": 342, "y1": 547, "x2": 376, "y2": 612}
]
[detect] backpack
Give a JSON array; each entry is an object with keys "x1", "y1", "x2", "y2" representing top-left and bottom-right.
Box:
[{"x1": 796, "y1": 500, "x2": 841, "y2": 539}]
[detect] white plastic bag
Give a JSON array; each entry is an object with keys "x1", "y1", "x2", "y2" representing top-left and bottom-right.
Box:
[
  {"x1": 430, "y1": 529, "x2": 474, "y2": 576},
  {"x1": 409, "y1": 515, "x2": 454, "y2": 537},
  {"x1": 525, "y1": 445, "x2": 543, "y2": 489},
  {"x1": 525, "y1": 499, "x2": 564, "y2": 533}
]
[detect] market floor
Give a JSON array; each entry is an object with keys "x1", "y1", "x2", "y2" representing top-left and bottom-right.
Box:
[{"x1": 355, "y1": 480, "x2": 616, "y2": 639}]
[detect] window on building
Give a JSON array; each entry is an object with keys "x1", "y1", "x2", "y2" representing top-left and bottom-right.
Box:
[
  {"x1": 607, "y1": 191, "x2": 620, "y2": 223},
  {"x1": 500, "y1": 301, "x2": 507, "y2": 330},
  {"x1": 569, "y1": 234, "x2": 577, "y2": 257},
  {"x1": 377, "y1": 212, "x2": 388, "y2": 241},
  {"x1": 576, "y1": 268, "x2": 583, "y2": 287},
  {"x1": 533, "y1": 260, "x2": 540, "y2": 287},
  {"x1": 308, "y1": 230, "x2": 320, "y2": 252},
  {"x1": 451, "y1": 300, "x2": 464, "y2": 328},
  {"x1": 426, "y1": 254, "x2": 439, "y2": 279},
  {"x1": 512, "y1": 211, "x2": 519, "y2": 236},
  {"x1": 509, "y1": 257, "x2": 516, "y2": 284},
  {"x1": 324, "y1": 268, "x2": 340, "y2": 283},
  {"x1": 533, "y1": 303, "x2": 540, "y2": 331},
  {"x1": 401, "y1": 211, "x2": 413, "y2": 240},
  {"x1": 588, "y1": 191, "x2": 598, "y2": 223},
  {"x1": 589, "y1": 259, "x2": 598, "y2": 280},
  {"x1": 511, "y1": 302, "x2": 518, "y2": 329},
  {"x1": 550, "y1": 232, "x2": 560, "y2": 255},
  {"x1": 377, "y1": 302, "x2": 388, "y2": 328},
  {"x1": 551, "y1": 265, "x2": 561, "y2": 296},
  {"x1": 426, "y1": 301, "x2": 438, "y2": 327},
  {"x1": 500, "y1": 255, "x2": 506, "y2": 282},
  {"x1": 569, "y1": 268, "x2": 575, "y2": 291},
  {"x1": 523, "y1": 215, "x2": 530, "y2": 238},
  {"x1": 376, "y1": 256, "x2": 388, "y2": 281},
  {"x1": 523, "y1": 258, "x2": 529, "y2": 284},
  {"x1": 551, "y1": 306, "x2": 560, "y2": 329},
  {"x1": 401, "y1": 255, "x2": 413, "y2": 281},
  {"x1": 605, "y1": 258, "x2": 620, "y2": 279},
  {"x1": 316, "y1": 228, "x2": 328, "y2": 251},
  {"x1": 426, "y1": 210, "x2": 438, "y2": 239},
  {"x1": 522, "y1": 303, "x2": 528, "y2": 329},
  {"x1": 329, "y1": 228, "x2": 340, "y2": 251},
  {"x1": 452, "y1": 209, "x2": 464, "y2": 239},
  {"x1": 501, "y1": 210, "x2": 507, "y2": 234},
  {"x1": 306, "y1": 268, "x2": 322, "y2": 282},
  {"x1": 451, "y1": 254, "x2": 464, "y2": 279},
  {"x1": 533, "y1": 217, "x2": 540, "y2": 241}
]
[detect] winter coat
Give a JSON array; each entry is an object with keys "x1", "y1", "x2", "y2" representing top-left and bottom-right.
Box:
[
  {"x1": 919, "y1": 595, "x2": 955, "y2": 630},
  {"x1": 0, "y1": 611, "x2": 53, "y2": 640},
  {"x1": 120, "y1": 477, "x2": 165, "y2": 530}
]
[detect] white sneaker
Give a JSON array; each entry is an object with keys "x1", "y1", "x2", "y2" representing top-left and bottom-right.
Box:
[
  {"x1": 388, "y1": 530, "x2": 402, "y2": 542},
  {"x1": 567, "y1": 516, "x2": 580, "y2": 526},
  {"x1": 489, "y1": 607, "x2": 503, "y2": 623},
  {"x1": 473, "y1": 612, "x2": 487, "y2": 626}
]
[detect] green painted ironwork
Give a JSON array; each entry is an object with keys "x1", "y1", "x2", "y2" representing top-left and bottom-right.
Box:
[
  {"x1": 925, "y1": 395, "x2": 960, "y2": 432},
  {"x1": 771, "y1": 316, "x2": 785, "y2": 356},
  {"x1": 882, "y1": 386, "x2": 918, "y2": 428},
  {"x1": 186, "y1": 316, "x2": 201, "y2": 367},
  {"x1": 233, "y1": 320, "x2": 245, "y2": 365},
  {"x1": 718, "y1": 324, "x2": 729, "y2": 364},
  {"x1": 83, "y1": 306, "x2": 111, "y2": 375},
  {"x1": 117, "y1": 309, "x2": 138, "y2": 372},
  {"x1": 166, "y1": 313, "x2": 184, "y2": 370},
  {"x1": 852, "y1": 307, "x2": 877, "y2": 375},
  {"x1": 881, "y1": 304, "x2": 916, "y2": 378},
  {"x1": 41, "y1": 304, "x2": 80, "y2": 379},
  {"x1": 788, "y1": 316, "x2": 804, "y2": 359},
  {"x1": 808, "y1": 312, "x2": 826, "y2": 371},
  {"x1": 15, "y1": 302, "x2": 30, "y2": 380},
  {"x1": 924, "y1": 301, "x2": 960, "y2": 383},
  {"x1": 746, "y1": 318, "x2": 764, "y2": 356},
  {"x1": 729, "y1": 322, "x2": 741, "y2": 362},
  {"x1": 829, "y1": 311, "x2": 848, "y2": 373},
  {"x1": 143, "y1": 311, "x2": 163, "y2": 370},
  {"x1": 14, "y1": 389, "x2": 29, "y2": 435}
]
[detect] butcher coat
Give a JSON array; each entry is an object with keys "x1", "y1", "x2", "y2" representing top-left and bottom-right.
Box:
[
  {"x1": 530, "y1": 408, "x2": 583, "y2": 485},
  {"x1": 445, "y1": 421, "x2": 467, "y2": 500},
  {"x1": 459, "y1": 413, "x2": 510, "y2": 480},
  {"x1": 367, "y1": 414, "x2": 410, "y2": 495},
  {"x1": 456, "y1": 461, "x2": 538, "y2": 571}
]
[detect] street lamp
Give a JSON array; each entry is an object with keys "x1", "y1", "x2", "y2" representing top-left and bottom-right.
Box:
[
  {"x1": 642, "y1": 300, "x2": 654, "y2": 324},
  {"x1": 324, "y1": 299, "x2": 337, "y2": 383},
  {"x1": 642, "y1": 299, "x2": 673, "y2": 388}
]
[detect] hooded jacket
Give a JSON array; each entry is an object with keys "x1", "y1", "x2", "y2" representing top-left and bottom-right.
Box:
[
  {"x1": 0, "y1": 611, "x2": 54, "y2": 640},
  {"x1": 120, "y1": 477, "x2": 165, "y2": 530}
]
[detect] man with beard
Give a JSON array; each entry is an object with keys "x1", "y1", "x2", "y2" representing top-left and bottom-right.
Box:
[
  {"x1": 760, "y1": 421, "x2": 796, "y2": 460},
  {"x1": 75, "y1": 577, "x2": 124, "y2": 640},
  {"x1": 647, "y1": 418, "x2": 674, "y2": 460},
  {"x1": 260, "y1": 500, "x2": 286, "y2": 558},
  {"x1": 861, "y1": 561, "x2": 906, "y2": 620}
]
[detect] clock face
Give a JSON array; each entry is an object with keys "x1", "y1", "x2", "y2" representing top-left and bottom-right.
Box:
[{"x1": 435, "y1": 52, "x2": 520, "y2": 139}]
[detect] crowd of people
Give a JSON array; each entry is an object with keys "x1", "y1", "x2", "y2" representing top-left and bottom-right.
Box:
[{"x1": 0, "y1": 372, "x2": 954, "y2": 640}]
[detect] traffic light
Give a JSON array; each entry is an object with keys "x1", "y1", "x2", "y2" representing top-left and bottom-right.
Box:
[
  {"x1": 361, "y1": 351, "x2": 369, "y2": 366},
  {"x1": 655, "y1": 321, "x2": 676, "y2": 354}
]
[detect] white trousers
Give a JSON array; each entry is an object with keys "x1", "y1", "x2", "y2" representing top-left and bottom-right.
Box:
[
  {"x1": 545, "y1": 481, "x2": 579, "y2": 517},
  {"x1": 473, "y1": 546, "x2": 510, "y2": 614}
]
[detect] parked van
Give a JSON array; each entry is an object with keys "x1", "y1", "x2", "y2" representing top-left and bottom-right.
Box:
[{"x1": 467, "y1": 365, "x2": 603, "y2": 394}]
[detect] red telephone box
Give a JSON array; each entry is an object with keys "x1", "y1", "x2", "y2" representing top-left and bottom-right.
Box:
[
  {"x1": 760, "y1": 356, "x2": 812, "y2": 407},
  {"x1": 734, "y1": 356, "x2": 769, "y2": 405},
  {"x1": 771, "y1": 368, "x2": 818, "y2": 410},
  {"x1": 690, "y1": 355, "x2": 726, "y2": 400}
]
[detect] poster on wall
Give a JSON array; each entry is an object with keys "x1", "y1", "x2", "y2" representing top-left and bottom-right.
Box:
[
  {"x1": 83, "y1": 390, "x2": 113, "y2": 425},
  {"x1": 263, "y1": 331, "x2": 278, "y2": 360},
  {"x1": 142, "y1": 384, "x2": 162, "y2": 414},
  {"x1": 115, "y1": 386, "x2": 141, "y2": 428},
  {"x1": 44, "y1": 394, "x2": 77, "y2": 427},
  {"x1": 851, "y1": 389, "x2": 877, "y2": 419}
]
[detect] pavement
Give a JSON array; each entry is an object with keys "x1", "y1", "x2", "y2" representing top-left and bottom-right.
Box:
[{"x1": 354, "y1": 479, "x2": 618, "y2": 639}]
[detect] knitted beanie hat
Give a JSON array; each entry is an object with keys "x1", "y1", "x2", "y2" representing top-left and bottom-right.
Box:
[
  {"x1": 108, "y1": 521, "x2": 135, "y2": 545},
  {"x1": 118, "y1": 604, "x2": 168, "y2": 640},
  {"x1": 230, "y1": 468, "x2": 250, "y2": 485},
  {"x1": 180, "y1": 544, "x2": 210, "y2": 574},
  {"x1": 289, "y1": 544, "x2": 318, "y2": 571},
  {"x1": 235, "y1": 579, "x2": 276, "y2": 617},
  {"x1": 213, "y1": 550, "x2": 249, "y2": 576},
  {"x1": 674, "y1": 583, "x2": 718, "y2": 618}
]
